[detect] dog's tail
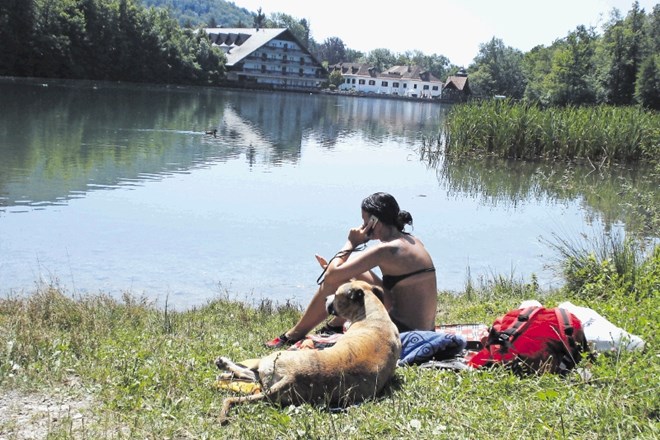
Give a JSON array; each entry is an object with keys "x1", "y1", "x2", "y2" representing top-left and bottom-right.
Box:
[
  {"x1": 220, "y1": 392, "x2": 267, "y2": 425},
  {"x1": 219, "y1": 376, "x2": 294, "y2": 424}
]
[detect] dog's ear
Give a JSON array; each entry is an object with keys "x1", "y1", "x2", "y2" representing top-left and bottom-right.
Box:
[
  {"x1": 349, "y1": 288, "x2": 364, "y2": 302},
  {"x1": 371, "y1": 285, "x2": 385, "y2": 304}
]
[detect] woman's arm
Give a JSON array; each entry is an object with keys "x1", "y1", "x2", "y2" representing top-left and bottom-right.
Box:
[{"x1": 323, "y1": 241, "x2": 386, "y2": 285}]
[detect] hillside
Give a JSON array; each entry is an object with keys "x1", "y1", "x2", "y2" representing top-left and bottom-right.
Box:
[{"x1": 141, "y1": 0, "x2": 255, "y2": 27}]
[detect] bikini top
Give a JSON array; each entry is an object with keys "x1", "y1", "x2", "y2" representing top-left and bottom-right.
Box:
[{"x1": 382, "y1": 267, "x2": 435, "y2": 290}]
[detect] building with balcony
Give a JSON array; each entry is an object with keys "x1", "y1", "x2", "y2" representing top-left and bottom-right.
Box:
[{"x1": 205, "y1": 28, "x2": 327, "y2": 90}]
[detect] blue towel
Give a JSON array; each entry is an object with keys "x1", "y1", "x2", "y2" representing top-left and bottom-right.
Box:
[{"x1": 398, "y1": 331, "x2": 467, "y2": 366}]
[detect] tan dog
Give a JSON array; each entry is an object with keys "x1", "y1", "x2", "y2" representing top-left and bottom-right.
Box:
[{"x1": 215, "y1": 280, "x2": 401, "y2": 424}]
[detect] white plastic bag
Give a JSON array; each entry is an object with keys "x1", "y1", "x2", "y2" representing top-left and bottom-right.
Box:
[{"x1": 557, "y1": 301, "x2": 645, "y2": 352}]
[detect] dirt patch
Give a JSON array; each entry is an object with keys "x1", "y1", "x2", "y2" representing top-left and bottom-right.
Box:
[{"x1": 0, "y1": 390, "x2": 94, "y2": 440}]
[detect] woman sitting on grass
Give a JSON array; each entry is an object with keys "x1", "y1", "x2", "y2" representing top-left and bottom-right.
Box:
[{"x1": 265, "y1": 192, "x2": 438, "y2": 348}]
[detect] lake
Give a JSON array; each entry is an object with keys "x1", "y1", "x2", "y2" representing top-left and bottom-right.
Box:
[{"x1": 0, "y1": 78, "x2": 655, "y2": 310}]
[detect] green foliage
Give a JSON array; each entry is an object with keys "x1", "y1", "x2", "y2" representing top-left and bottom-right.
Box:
[
  {"x1": 267, "y1": 12, "x2": 310, "y2": 47},
  {"x1": 328, "y1": 69, "x2": 344, "y2": 87},
  {"x1": 597, "y1": 5, "x2": 644, "y2": 106},
  {"x1": 635, "y1": 54, "x2": 660, "y2": 109},
  {"x1": 488, "y1": 4, "x2": 659, "y2": 108},
  {"x1": 365, "y1": 48, "x2": 397, "y2": 72},
  {"x1": 318, "y1": 37, "x2": 347, "y2": 66},
  {"x1": 543, "y1": 230, "x2": 658, "y2": 301},
  {"x1": 469, "y1": 37, "x2": 527, "y2": 99},
  {"x1": 0, "y1": 0, "x2": 225, "y2": 85},
  {"x1": 141, "y1": 0, "x2": 253, "y2": 28}
]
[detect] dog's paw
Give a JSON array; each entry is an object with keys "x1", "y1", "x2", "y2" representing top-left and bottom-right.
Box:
[{"x1": 215, "y1": 356, "x2": 231, "y2": 370}]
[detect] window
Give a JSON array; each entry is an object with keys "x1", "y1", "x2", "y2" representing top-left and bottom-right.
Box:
[
  {"x1": 283, "y1": 55, "x2": 288, "y2": 63},
  {"x1": 359, "y1": 79, "x2": 365, "y2": 85},
  {"x1": 282, "y1": 66, "x2": 287, "y2": 75},
  {"x1": 261, "y1": 53, "x2": 267, "y2": 61},
  {"x1": 300, "y1": 57, "x2": 305, "y2": 65},
  {"x1": 368, "y1": 80, "x2": 375, "y2": 85},
  {"x1": 414, "y1": 84, "x2": 418, "y2": 89},
  {"x1": 432, "y1": 86, "x2": 439, "y2": 91},
  {"x1": 423, "y1": 85, "x2": 429, "y2": 90},
  {"x1": 381, "y1": 81, "x2": 388, "y2": 87},
  {"x1": 261, "y1": 65, "x2": 266, "y2": 73},
  {"x1": 345, "y1": 78, "x2": 350, "y2": 84},
  {"x1": 352, "y1": 78, "x2": 356, "y2": 84},
  {"x1": 393, "y1": 82, "x2": 399, "y2": 88},
  {"x1": 298, "y1": 68, "x2": 304, "y2": 77},
  {"x1": 403, "y1": 83, "x2": 407, "y2": 88}
]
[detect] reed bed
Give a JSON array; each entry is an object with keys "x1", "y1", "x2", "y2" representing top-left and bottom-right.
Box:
[{"x1": 426, "y1": 101, "x2": 660, "y2": 164}]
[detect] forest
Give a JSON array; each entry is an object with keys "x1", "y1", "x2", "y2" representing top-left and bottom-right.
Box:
[
  {"x1": 0, "y1": 0, "x2": 226, "y2": 85},
  {"x1": 0, "y1": 0, "x2": 658, "y2": 108}
]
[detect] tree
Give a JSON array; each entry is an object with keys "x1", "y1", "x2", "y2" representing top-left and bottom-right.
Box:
[
  {"x1": 267, "y1": 12, "x2": 312, "y2": 47},
  {"x1": 397, "y1": 50, "x2": 451, "y2": 80},
  {"x1": 599, "y1": 2, "x2": 647, "y2": 105},
  {"x1": 344, "y1": 48, "x2": 364, "y2": 63},
  {"x1": 545, "y1": 26, "x2": 599, "y2": 106},
  {"x1": 365, "y1": 48, "x2": 396, "y2": 72},
  {"x1": 253, "y1": 7, "x2": 265, "y2": 30},
  {"x1": 0, "y1": 0, "x2": 36, "y2": 75},
  {"x1": 634, "y1": 3, "x2": 660, "y2": 108},
  {"x1": 328, "y1": 69, "x2": 343, "y2": 88},
  {"x1": 317, "y1": 37, "x2": 346, "y2": 65},
  {"x1": 635, "y1": 55, "x2": 660, "y2": 108},
  {"x1": 468, "y1": 37, "x2": 526, "y2": 99},
  {"x1": 522, "y1": 44, "x2": 555, "y2": 104}
]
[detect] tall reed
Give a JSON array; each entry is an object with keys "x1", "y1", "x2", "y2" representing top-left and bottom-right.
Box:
[{"x1": 434, "y1": 100, "x2": 659, "y2": 164}]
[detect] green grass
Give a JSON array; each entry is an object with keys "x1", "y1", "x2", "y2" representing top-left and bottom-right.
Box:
[{"x1": 1, "y1": 244, "x2": 658, "y2": 439}]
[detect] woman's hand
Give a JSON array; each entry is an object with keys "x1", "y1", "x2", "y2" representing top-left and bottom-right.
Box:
[
  {"x1": 348, "y1": 223, "x2": 371, "y2": 246},
  {"x1": 314, "y1": 254, "x2": 328, "y2": 268}
]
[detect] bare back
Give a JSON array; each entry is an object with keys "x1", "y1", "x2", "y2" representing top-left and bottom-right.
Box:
[{"x1": 376, "y1": 234, "x2": 438, "y2": 331}]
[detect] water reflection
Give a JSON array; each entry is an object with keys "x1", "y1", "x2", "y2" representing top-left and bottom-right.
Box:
[
  {"x1": 429, "y1": 156, "x2": 659, "y2": 239},
  {"x1": 0, "y1": 79, "x2": 444, "y2": 210}
]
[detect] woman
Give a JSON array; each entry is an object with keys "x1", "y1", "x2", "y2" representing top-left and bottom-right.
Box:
[{"x1": 265, "y1": 192, "x2": 438, "y2": 348}]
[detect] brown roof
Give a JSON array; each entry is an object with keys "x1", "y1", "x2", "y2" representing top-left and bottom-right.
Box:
[{"x1": 444, "y1": 75, "x2": 469, "y2": 91}]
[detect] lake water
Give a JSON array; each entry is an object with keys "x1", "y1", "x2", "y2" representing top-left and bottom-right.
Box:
[{"x1": 0, "y1": 78, "x2": 654, "y2": 310}]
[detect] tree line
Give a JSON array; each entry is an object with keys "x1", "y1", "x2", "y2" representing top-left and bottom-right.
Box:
[
  {"x1": 151, "y1": 0, "x2": 659, "y2": 110},
  {"x1": 468, "y1": 3, "x2": 659, "y2": 109},
  {"x1": 309, "y1": 2, "x2": 658, "y2": 109},
  {"x1": 0, "y1": 0, "x2": 225, "y2": 85},
  {"x1": 1, "y1": 0, "x2": 658, "y2": 109}
]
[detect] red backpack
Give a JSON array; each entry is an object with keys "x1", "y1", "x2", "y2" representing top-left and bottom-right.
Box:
[{"x1": 467, "y1": 306, "x2": 588, "y2": 375}]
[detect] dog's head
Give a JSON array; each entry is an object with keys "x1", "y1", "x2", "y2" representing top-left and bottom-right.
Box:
[{"x1": 325, "y1": 280, "x2": 385, "y2": 322}]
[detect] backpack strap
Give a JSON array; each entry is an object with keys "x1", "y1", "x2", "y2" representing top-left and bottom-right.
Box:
[
  {"x1": 554, "y1": 307, "x2": 579, "y2": 374},
  {"x1": 555, "y1": 308, "x2": 570, "y2": 340},
  {"x1": 491, "y1": 306, "x2": 542, "y2": 351}
]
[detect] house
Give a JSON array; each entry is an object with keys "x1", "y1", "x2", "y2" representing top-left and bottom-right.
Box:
[
  {"x1": 205, "y1": 28, "x2": 327, "y2": 90},
  {"x1": 442, "y1": 69, "x2": 471, "y2": 102},
  {"x1": 330, "y1": 63, "x2": 444, "y2": 98}
]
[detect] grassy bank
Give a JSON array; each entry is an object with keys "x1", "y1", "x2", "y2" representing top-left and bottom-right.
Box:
[
  {"x1": 1, "y1": 243, "x2": 658, "y2": 439},
  {"x1": 426, "y1": 101, "x2": 660, "y2": 164}
]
